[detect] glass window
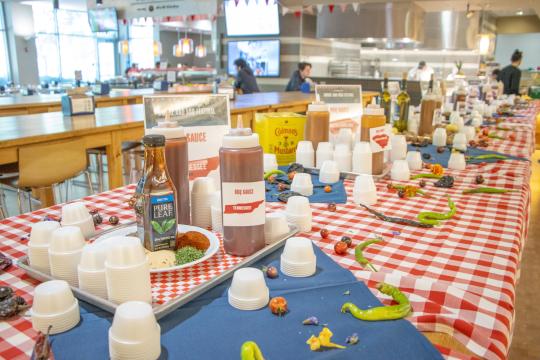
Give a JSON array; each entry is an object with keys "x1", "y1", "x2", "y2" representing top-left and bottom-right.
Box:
[
  {"x1": 128, "y1": 20, "x2": 155, "y2": 69},
  {"x1": 32, "y1": 5, "x2": 117, "y2": 82},
  {"x1": 0, "y1": 3, "x2": 10, "y2": 83}
]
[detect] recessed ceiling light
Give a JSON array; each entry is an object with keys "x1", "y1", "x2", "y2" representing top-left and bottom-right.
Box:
[{"x1": 516, "y1": 10, "x2": 524, "y2": 16}]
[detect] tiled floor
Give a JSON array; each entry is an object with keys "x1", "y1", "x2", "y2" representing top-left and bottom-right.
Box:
[{"x1": 2, "y1": 153, "x2": 539, "y2": 359}]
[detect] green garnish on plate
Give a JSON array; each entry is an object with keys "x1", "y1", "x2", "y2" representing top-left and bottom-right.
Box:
[{"x1": 175, "y1": 246, "x2": 205, "y2": 265}]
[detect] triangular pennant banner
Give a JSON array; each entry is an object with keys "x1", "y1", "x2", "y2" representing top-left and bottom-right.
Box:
[
  {"x1": 339, "y1": 4, "x2": 347, "y2": 12},
  {"x1": 245, "y1": 0, "x2": 249, "y2": 5},
  {"x1": 328, "y1": 4, "x2": 334, "y2": 13},
  {"x1": 352, "y1": 3, "x2": 359, "y2": 12},
  {"x1": 282, "y1": 6, "x2": 289, "y2": 15},
  {"x1": 294, "y1": 10, "x2": 302, "y2": 18},
  {"x1": 316, "y1": 4, "x2": 323, "y2": 13},
  {"x1": 234, "y1": 0, "x2": 240, "y2": 6},
  {"x1": 304, "y1": 5, "x2": 314, "y2": 15}
]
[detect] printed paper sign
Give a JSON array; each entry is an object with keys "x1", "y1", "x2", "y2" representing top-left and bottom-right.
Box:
[
  {"x1": 144, "y1": 94, "x2": 230, "y2": 184},
  {"x1": 315, "y1": 85, "x2": 363, "y2": 141},
  {"x1": 369, "y1": 125, "x2": 392, "y2": 153}
]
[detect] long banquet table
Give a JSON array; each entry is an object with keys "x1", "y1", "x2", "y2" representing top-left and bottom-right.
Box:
[{"x1": 0, "y1": 102, "x2": 538, "y2": 359}]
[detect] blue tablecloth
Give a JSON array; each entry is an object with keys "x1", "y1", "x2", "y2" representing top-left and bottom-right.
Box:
[
  {"x1": 50, "y1": 246, "x2": 443, "y2": 360},
  {"x1": 266, "y1": 167, "x2": 347, "y2": 204},
  {"x1": 407, "y1": 144, "x2": 528, "y2": 168}
]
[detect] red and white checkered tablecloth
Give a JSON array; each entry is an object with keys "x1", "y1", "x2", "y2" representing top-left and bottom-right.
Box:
[{"x1": 0, "y1": 102, "x2": 538, "y2": 360}]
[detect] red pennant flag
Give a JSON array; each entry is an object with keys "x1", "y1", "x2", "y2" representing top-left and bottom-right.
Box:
[
  {"x1": 211, "y1": 15, "x2": 217, "y2": 22},
  {"x1": 328, "y1": 4, "x2": 335, "y2": 13},
  {"x1": 165, "y1": 16, "x2": 171, "y2": 22},
  {"x1": 339, "y1": 4, "x2": 347, "y2": 12},
  {"x1": 122, "y1": 18, "x2": 127, "y2": 25},
  {"x1": 265, "y1": 0, "x2": 269, "y2": 4},
  {"x1": 190, "y1": 15, "x2": 196, "y2": 21},
  {"x1": 294, "y1": 10, "x2": 301, "y2": 18},
  {"x1": 234, "y1": 0, "x2": 240, "y2": 6}
]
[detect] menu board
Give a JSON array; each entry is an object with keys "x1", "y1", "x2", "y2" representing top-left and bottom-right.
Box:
[
  {"x1": 144, "y1": 94, "x2": 230, "y2": 184},
  {"x1": 315, "y1": 84, "x2": 363, "y2": 142}
]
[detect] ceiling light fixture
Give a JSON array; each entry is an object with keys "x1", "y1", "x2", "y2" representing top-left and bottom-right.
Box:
[
  {"x1": 466, "y1": 3, "x2": 475, "y2": 19},
  {"x1": 516, "y1": 9, "x2": 524, "y2": 16},
  {"x1": 179, "y1": 29, "x2": 194, "y2": 55},
  {"x1": 194, "y1": 32, "x2": 207, "y2": 58},
  {"x1": 173, "y1": 28, "x2": 183, "y2": 57},
  {"x1": 118, "y1": 40, "x2": 129, "y2": 55}
]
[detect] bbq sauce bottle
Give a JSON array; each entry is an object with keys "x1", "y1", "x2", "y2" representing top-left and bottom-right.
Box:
[
  {"x1": 220, "y1": 117, "x2": 265, "y2": 256},
  {"x1": 138, "y1": 134, "x2": 178, "y2": 252}
]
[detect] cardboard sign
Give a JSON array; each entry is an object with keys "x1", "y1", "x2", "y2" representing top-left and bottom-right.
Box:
[
  {"x1": 88, "y1": 0, "x2": 218, "y2": 19},
  {"x1": 315, "y1": 85, "x2": 363, "y2": 142},
  {"x1": 144, "y1": 94, "x2": 230, "y2": 184},
  {"x1": 369, "y1": 125, "x2": 392, "y2": 152}
]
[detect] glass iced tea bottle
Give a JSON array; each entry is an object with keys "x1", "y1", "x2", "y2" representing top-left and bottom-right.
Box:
[{"x1": 138, "y1": 134, "x2": 178, "y2": 252}]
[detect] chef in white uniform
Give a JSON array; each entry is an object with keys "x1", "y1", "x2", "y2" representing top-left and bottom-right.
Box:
[{"x1": 408, "y1": 61, "x2": 434, "y2": 82}]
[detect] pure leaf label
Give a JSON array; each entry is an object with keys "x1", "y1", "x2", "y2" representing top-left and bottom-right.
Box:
[{"x1": 148, "y1": 193, "x2": 177, "y2": 251}]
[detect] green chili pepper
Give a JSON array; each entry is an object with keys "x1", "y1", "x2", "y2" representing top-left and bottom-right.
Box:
[
  {"x1": 487, "y1": 133, "x2": 505, "y2": 140},
  {"x1": 496, "y1": 126, "x2": 511, "y2": 131},
  {"x1": 263, "y1": 170, "x2": 286, "y2": 180},
  {"x1": 410, "y1": 174, "x2": 443, "y2": 180},
  {"x1": 462, "y1": 187, "x2": 515, "y2": 194},
  {"x1": 466, "y1": 154, "x2": 507, "y2": 161},
  {"x1": 240, "y1": 341, "x2": 265, "y2": 360},
  {"x1": 354, "y1": 239, "x2": 381, "y2": 272},
  {"x1": 417, "y1": 196, "x2": 457, "y2": 226},
  {"x1": 341, "y1": 283, "x2": 411, "y2": 321}
]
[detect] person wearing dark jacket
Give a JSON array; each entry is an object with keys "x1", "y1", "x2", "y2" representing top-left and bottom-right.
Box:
[
  {"x1": 497, "y1": 50, "x2": 523, "y2": 95},
  {"x1": 285, "y1": 62, "x2": 312, "y2": 91},
  {"x1": 233, "y1": 58, "x2": 260, "y2": 94}
]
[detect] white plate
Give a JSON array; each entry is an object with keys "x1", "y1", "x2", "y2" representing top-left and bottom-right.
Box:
[{"x1": 94, "y1": 225, "x2": 219, "y2": 273}]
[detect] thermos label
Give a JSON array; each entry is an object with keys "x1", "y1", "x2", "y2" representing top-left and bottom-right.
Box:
[{"x1": 222, "y1": 181, "x2": 265, "y2": 227}]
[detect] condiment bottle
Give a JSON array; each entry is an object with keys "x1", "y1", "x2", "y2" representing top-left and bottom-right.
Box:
[
  {"x1": 419, "y1": 75, "x2": 438, "y2": 136},
  {"x1": 394, "y1": 72, "x2": 410, "y2": 133},
  {"x1": 138, "y1": 134, "x2": 178, "y2": 252},
  {"x1": 304, "y1": 102, "x2": 330, "y2": 155},
  {"x1": 146, "y1": 119, "x2": 190, "y2": 225},
  {"x1": 220, "y1": 118, "x2": 265, "y2": 256},
  {"x1": 380, "y1": 72, "x2": 392, "y2": 123},
  {"x1": 360, "y1": 101, "x2": 386, "y2": 175}
]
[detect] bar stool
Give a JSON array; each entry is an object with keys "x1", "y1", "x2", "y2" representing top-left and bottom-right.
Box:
[
  {"x1": 16, "y1": 137, "x2": 94, "y2": 211},
  {"x1": 0, "y1": 163, "x2": 19, "y2": 219}
]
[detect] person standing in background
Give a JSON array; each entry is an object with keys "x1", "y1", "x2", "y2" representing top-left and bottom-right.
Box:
[
  {"x1": 233, "y1": 58, "x2": 260, "y2": 94},
  {"x1": 408, "y1": 61, "x2": 434, "y2": 82},
  {"x1": 285, "y1": 62, "x2": 312, "y2": 91},
  {"x1": 497, "y1": 50, "x2": 523, "y2": 95}
]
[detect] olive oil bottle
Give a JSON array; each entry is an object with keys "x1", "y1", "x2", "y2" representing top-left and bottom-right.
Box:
[
  {"x1": 137, "y1": 134, "x2": 178, "y2": 252},
  {"x1": 380, "y1": 72, "x2": 392, "y2": 123},
  {"x1": 394, "y1": 72, "x2": 410, "y2": 132}
]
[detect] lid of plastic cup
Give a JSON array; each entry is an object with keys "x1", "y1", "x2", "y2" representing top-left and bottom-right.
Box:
[
  {"x1": 146, "y1": 120, "x2": 185, "y2": 139},
  {"x1": 307, "y1": 102, "x2": 328, "y2": 112},
  {"x1": 222, "y1": 115, "x2": 260, "y2": 148}
]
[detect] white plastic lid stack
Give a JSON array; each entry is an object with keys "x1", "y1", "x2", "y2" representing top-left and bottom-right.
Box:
[{"x1": 363, "y1": 100, "x2": 384, "y2": 116}]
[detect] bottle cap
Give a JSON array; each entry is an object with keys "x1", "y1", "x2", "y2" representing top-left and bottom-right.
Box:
[
  {"x1": 308, "y1": 102, "x2": 328, "y2": 112},
  {"x1": 222, "y1": 114, "x2": 259, "y2": 148},
  {"x1": 146, "y1": 120, "x2": 185, "y2": 139},
  {"x1": 143, "y1": 134, "x2": 165, "y2": 147}
]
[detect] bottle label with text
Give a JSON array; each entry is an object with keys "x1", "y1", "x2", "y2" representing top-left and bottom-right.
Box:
[
  {"x1": 149, "y1": 193, "x2": 177, "y2": 251},
  {"x1": 222, "y1": 181, "x2": 265, "y2": 227}
]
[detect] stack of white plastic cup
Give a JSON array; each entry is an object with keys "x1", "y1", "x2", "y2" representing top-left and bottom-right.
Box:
[
  {"x1": 390, "y1": 160, "x2": 411, "y2": 181},
  {"x1": 263, "y1": 153, "x2": 278, "y2": 173},
  {"x1": 290, "y1": 173, "x2": 313, "y2": 196},
  {"x1": 295, "y1": 141, "x2": 315, "y2": 168},
  {"x1": 336, "y1": 128, "x2": 353, "y2": 150},
  {"x1": 352, "y1": 142, "x2": 372, "y2": 174},
  {"x1": 109, "y1": 301, "x2": 161, "y2": 360},
  {"x1": 449, "y1": 111, "x2": 460, "y2": 123},
  {"x1": 471, "y1": 114, "x2": 483, "y2": 127},
  {"x1": 31, "y1": 280, "x2": 80, "y2": 334},
  {"x1": 105, "y1": 237, "x2": 152, "y2": 305},
  {"x1": 453, "y1": 133, "x2": 467, "y2": 152},
  {"x1": 228, "y1": 268, "x2": 269, "y2": 310},
  {"x1": 461, "y1": 126, "x2": 476, "y2": 142},
  {"x1": 452, "y1": 116, "x2": 465, "y2": 132},
  {"x1": 264, "y1": 212, "x2": 289, "y2": 245},
  {"x1": 280, "y1": 237, "x2": 317, "y2": 277},
  {"x1": 406, "y1": 151, "x2": 423, "y2": 171},
  {"x1": 28, "y1": 221, "x2": 61, "y2": 275},
  {"x1": 333, "y1": 144, "x2": 351, "y2": 172},
  {"x1": 191, "y1": 177, "x2": 216, "y2": 229},
  {"x1": 210, "y1": 191, "x2": 223, "y2": 233},
  {"x1": 319, "y1": 160, "x2": 340, "y2": 184},
  {"x1": 353, "y1": 174, "x2": 378, "y2": 206},
  {"x1": 316, "y1": 142, "x2": 333, "y2": 169},
  {"x1": 448, "y1": 152, "x2": 466, "y2": 170},
  {"x1": 285, "y1": 196, "x2": 312, "y2": 232},
  {"x1": 60, "y1": 202, "x2": 95, "y2": 239},
  {"x1": 390, "y1": 135, "x2": 407, "y2": 162},
  {"x1": 432, "y1": 128, "x2": 447, "y2": 147},
  {"x1": 49, "y1": 226, "x2": 86, "y2": 287},
  {"x1": 78, "y1": 242, "x2": 108, "y2": 299}
]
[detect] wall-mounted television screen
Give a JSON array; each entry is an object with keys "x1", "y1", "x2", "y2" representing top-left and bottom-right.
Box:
[
  {"x1": 225, "y1": 0, "x2": 279, "y2": 36},
  {"x1": 227, "y1": 40, "x2": 280, "y2": 77},
  {"x1": 88, "y1": 8, "x2": 118, "y2": 32}
]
